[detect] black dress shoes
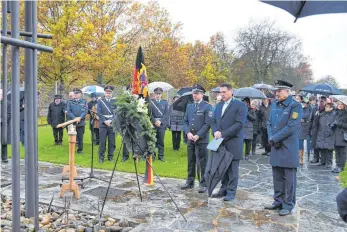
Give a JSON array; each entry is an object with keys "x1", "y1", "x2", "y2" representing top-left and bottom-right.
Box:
[
  {"x1": 158, "y1": 157, "x2": 165, "y2": 162},
  {"x1": 181, "y1": 184, "x2": 194, "y2": 190},
  {"x1": 264, "y1": 204, "x2": 282, "y2": 210}
]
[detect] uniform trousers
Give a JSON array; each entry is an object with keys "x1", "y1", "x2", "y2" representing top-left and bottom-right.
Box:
[
  {"x1": 155, "y1": 128, "x2": 165, "y2": 159},
  {"x1": 76, "y1": 126, "x2": 85, "y2": 152},
  {"x1": 186, "y1": 141, "x2": 208, "y2": 187},
  {"x1": 272, "y1": 166, "x2": 296, "y2": 210},
  {"x1": 99, "y1": 126, "x2": 115, "y2": 160}
]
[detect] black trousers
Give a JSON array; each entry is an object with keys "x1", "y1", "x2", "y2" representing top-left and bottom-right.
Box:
[
  {"x1": 91, "y1": 128, "x2": 99, "y2": 145},
  {"x1": 123, "y1": 143, "x2": 129, "y2": 159},
  {"x1": 320, "y1": 149, "x2": 333, "y2": 165},
  {"x1": 171, "y1": 131, "x2": 182, "y2": 150},
  {"x1": 186, "y1": 141, "x2": 208, "y2": 187},
  {"x1": 99, "y1": 126, "x2": 116, "y2": 160},
  {"x1": 335, "y1": 146, "x2": 347, "y2": 169},
  {"x1": 76, "y1": 126, "x2": 85, "y2": 152},
  {"x1": 244, "y1": 139, "x2": 252, "y2": 155},
  {"x1": 155, "y1": 128, "x2": 165, "y2": 159},
  {"x1": 272, "y1": 167, "x2": 296, "y2": 210},
  {"x1": 252, "y1": 133, "x2": 258, "y2": 153},
  {"x1": 52, "y1": 128, "x2": 63, "y2": 143},
  {"x1": 1, "y1": 145, "x2": 8, "y2": 161},
  {"x1": 262, "y1": 128, "x2": 271, "y2": 153},
  {"x1": 313, "y1": 149, "x2": 320, "y2": 162},
  {"x1": 220, "y1": 160, "x2": 240, "y2": 197}
]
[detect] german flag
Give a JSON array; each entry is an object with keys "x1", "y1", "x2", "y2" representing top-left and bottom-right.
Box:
[{"x1": 131, "y1": 46, "x2": 149, "y2": 98}]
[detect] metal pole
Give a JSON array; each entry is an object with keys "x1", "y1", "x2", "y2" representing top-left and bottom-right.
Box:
[
  {"x1": 1, "y1": 1, "x2": 8, "y2": 147},
  {"x1": 10, "y1": 1, "x2": 21, "y2": 231},
  {"x1": 0, "y1": 36, "x2": 53, "y2": 53},
  {"x1": 2, "y1": 30, "x2": 53, "y2": 39},
  {"x1": 32, "y1": 1, "x2": 40, "y2": 230},
  {"x1": 24, "y1": 0, "x2": 35, "y2": 217}
]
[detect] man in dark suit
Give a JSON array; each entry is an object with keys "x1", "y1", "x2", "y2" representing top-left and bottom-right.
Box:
[
  {"x1": 97, "y1": 85, "x2": 117, "y2": 163},
  {"x1": 211, "y1": 83, "x2": 247, "y2": 201},
  {"x1": 47, "y1": 94, "x2": 66, "y2": 145},
  {"x1": 181, "y1": 85, "x2": 213, "y2": 193}
]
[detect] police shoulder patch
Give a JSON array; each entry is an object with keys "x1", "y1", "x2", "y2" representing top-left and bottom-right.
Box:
[
  {"x1": 208, "y1": 111, "x2": 213, "y2": 118},
  {"x1": 292, "y1": 112, "x2": 298, "y2": 119}
]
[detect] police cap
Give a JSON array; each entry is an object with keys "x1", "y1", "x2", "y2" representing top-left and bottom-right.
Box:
[
  {"x1": 104, "y1": 85, "x2": 114, "y2": 92},
  {"x1": 54, "y1": 94, "x2": 62, "y2": 99},
  {"x1": 154, "y1": 87, "x2": 163, "y2": 94},
  {"x1": 272, "y1": 80, "x2": 293, "y2": 90},
  {"x1": 73, "y1": 88, "x2": 82, "y2": 94},
  {"x1": 192, "y1": 84, "x2": 206, "y2": 94}
]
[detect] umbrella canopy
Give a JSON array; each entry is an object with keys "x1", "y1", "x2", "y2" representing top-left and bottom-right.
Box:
[
  {"x1": 205, "y1": 146, "x2": 234, "y2": 197},
  {"x1": 7, "y1": 87, "x2": 25, "y2": 101},
  {"x1": 172, "y1": 91, "x2": 193, "y2": 112},
  {"x1": 261, "y1": 1, "x2": 347, "y2": 22},
  {"x1": 176, "y1": 87, "x2": 193, "y2": 96},
  {"x1": 81, "y1": 85, "x2": 105, "y2": 96},
  {"x1": 300, "y1": 83, "x2": 343, "y2": 95},
  {"x1": 148, "y1": 82, "x2": 174, "y2": 93},
  {"x1": 252, "y1": 83, "x2": 273, "y2": 90},
  {"x1": 330, "y1": 95, "x2": 347, "y2": 105},
  {"x1": 211, "y1": 87, "x2": 220, "y2": 93},
  {"x1": 233, "y1": 87, "x2": 267, "y2": 99}
]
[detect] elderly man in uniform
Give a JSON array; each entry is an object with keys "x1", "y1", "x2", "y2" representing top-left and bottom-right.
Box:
[
  {"x1": 67, "y1": 88, "x2": 88, "y2": 154},
  {"x1": 150, "y1": 87, "x2": 169, "y2": 162},
  {"x1": 97, "y1": 85, "x2": 117, "y2": 163},
  {"x1": 211, "y1": 83, "x2": 247, "y2": 201},
  {"x1": 265, "y1": 80, "x2": 302, "y2": 216},
  {"x1": 0, "y1": 89, "x2": 11, "y2": 163},
  {"x1": 47, "y1": 94, "x2": 66, "y2": 145},
  {"x1": 181, "y1": 85, "x2": 213, "y2": 193}
]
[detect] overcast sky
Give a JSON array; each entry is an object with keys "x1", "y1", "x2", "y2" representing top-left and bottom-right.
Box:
[{"x1": 152, "y1": 0, "x2": 347, "y2": 88}]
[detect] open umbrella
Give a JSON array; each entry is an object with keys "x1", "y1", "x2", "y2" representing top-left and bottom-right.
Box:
[
  {"x1": 81, "y1": 85, "x2": 104, "y2": 96},
  {"x1": 252, "y1": 83, "x2": 273, "y2": 90},
  {"x1": 148, "y1": 82, "x2": 174, "y2": 93},
  {"x1": 211, "y1": 87, "x2": 220, "y2": 93},
  {"x1": 233, "y1": 87, "x2": 267, "y2": 99},
  {"x1": 330, "y1": 95, "x2": 347, "y2": 105},
  {"x1": 261, "y1": 1, "x2": 347, "y2": 22},
  {"x1": 172, "y1": 91, "x2": 193, "y2": 112},
  {"x1": 300, "y1": 83, "x2": 343, "y2": 95},
  {"x1": 176, "y1": 87, "x2": 193, "y2": 96},
  {"x1": 205, "y1": 146, "x2": 234, "y2": 197}
]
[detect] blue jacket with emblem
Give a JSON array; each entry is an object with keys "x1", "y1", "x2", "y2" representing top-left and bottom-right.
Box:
[
  {"x1": 150, "y1": 99, "x2": 169, "y2": 129},
  {"x1": 184, "y1": 101, "x2": 213, "y2": 144},
  {"x1": 97, "y1": 97, "x2": 117, "y2": 128},
  {"x1": 267, "y1": 95, "x2": 303, "y2": 168},
  {"x1": 211, "y1": 98, "x2": 247, "y2": 160},
  {"x1": 66, "y1": 98, "x2": 88, "y2": 127}
]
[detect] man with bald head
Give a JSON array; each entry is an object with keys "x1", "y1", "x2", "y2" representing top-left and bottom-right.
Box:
[{"x1": 0, "y1": 89, "x2": 11, "y2": 163}]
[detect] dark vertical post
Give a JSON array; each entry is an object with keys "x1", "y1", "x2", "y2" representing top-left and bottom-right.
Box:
[
  {"x1": 24, "y1": 0, "x2": 35, "y2": 217},
  {"x1": 1, "y1": 1, "x2": 8, "y2": 148},
  {"x1": 10, "y1": 1, "x2": 21, "y2": 231},
  {"x1": 32, "y1": 1, "x2": 40, "y2": 230}
]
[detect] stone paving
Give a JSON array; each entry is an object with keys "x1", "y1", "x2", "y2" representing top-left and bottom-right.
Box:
[{"x1": 1, "y1": 151, "x2": 346, "y2": 232}]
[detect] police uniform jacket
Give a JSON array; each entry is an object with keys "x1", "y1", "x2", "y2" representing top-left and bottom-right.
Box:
[
  {"x1": 333, "y1": 109, "x2": 347, "y2": 147},
  {"x1": 66, "y1": 98, "x2": 88, "y2": 127},
  {"x1": 244, "y1": 107, "x2": 256, "y2": 140},
  {"x1": 184, "y1": 101, "x2": 213, "y2": 144},
  {"x1": 47, "y1": 102, "x2": 66, "y2": 128},
  {"x1": 267, "y1": 95, "x2": 303, "y2": 168},
  {"x1": 150, "y1": 99, "x2": 169, "y2": 129},
  {"x1": 97, "y1": 97, "x2": 116, "y2": 128},
  {"x1": 299, "y1": 106, "x2": 311, "y2": 140},
  {"x1": 211, "y1": 98, "x2": 247, "y2": 160},
  {"x1": 169, "y1": 105, "x2": 184, "y2": 131},
  {"x1": 1, "y1": 100, "x2": 11, "y2": 145}
]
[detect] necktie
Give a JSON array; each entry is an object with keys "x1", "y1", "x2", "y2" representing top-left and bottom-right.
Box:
[{"x1": 222, "y1": 102, "x2": 228, "y2": 116}]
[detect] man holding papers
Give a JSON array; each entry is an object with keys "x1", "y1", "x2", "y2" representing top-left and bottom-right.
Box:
[
  {"x1": 181, "y1": 85, "x2": 213, "y2": 193},
  {"x1": 211, "y1": 83, "x2": 247, "y2": 201}
]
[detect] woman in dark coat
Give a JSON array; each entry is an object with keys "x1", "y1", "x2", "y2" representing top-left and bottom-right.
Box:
[
  {"x1": 169, "y1": 96, "x2": 185, "y2": 150},
  {"x1": 251, "y1": 100, "x2": 261, "y2": 155},
  {"x1": 298, "y1": 100, "x2": 311, "y2": 164},
  {"x1": 331, "y1": 100, "x2": 347, "y2": 173},
  {"x1": 242, "y1": 97, "x2": 256, "y2": 160},
  {"x1": 312, "y1": 102, "x2": 336, "y2": 168}
]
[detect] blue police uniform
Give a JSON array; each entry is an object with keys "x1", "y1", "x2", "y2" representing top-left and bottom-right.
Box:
[
  {"x1": 183, "y1": 100, "x2": 213, "y2": 190},
  {"x1": 266, "y1": 82, "x2": 302, "y2": 215},
  {"x1": 97, "y1": 96, "x2": 117, "y2": 162},
  {"x1": 66, "y1": 95, "x2": 88, "y2": 153},
  {"x1": 150, "y1": 97, "x2": 169, "y2": 160}
]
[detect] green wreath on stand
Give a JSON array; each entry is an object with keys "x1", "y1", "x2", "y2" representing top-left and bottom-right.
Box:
[{"x1": 113, "y1": 92, "x2": 157, "y2": 158}]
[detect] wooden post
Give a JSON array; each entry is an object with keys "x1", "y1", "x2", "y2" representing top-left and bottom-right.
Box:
[{"x1": 60, "y1": 124, "x2": 80, "y2": 199}]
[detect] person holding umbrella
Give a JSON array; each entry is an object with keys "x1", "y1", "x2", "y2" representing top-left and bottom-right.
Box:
[
  {"x1": 181, "y1": 85, "x2": 213, "y2": 193},
  {"x1": 265, "y1": 80, "x2": 302, "y2": 216}
]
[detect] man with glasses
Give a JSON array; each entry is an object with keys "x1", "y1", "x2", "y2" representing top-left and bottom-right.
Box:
[
  {"x1": 264, "y1": 80, "x2": 302, "y2": 216},
  {"x1": 150, "y1": 87, "x2": 169, "y2": 162}
]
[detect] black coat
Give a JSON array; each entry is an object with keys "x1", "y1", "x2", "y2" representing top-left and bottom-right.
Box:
[
  {"x1": 299, "y1": 106, "x2": 311, "y2": 140},
  {"x1": 253, "y1": 109, "x2": 261, "y2": 135},
  {"x1": 47, "y1": 102, "x2": 66, "y2": 127},
  {"x1": 244, "y1": 107, "x2": 256, "y2": 140},
  {"x1": 313, "y1": 110, "x2": 336, "y2": 150},
  {"x1": 1, "y1": 100, "x2": 11, "y2": 145},
  {"x1": 259, "y1": 103, "x2": 271, "y2": 129},
  {"x1": 169, "y1": 105, "x2": 184, "y2": 131},
  {"x1": 333, "y1": 109, "x2": 347, "y2": 147}
]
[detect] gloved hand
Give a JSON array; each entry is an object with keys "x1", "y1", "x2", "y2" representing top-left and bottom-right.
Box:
[
  {"x1": 274, "y1": 142, "x2": 282, "y2": 149},
  {"x1": 329, "y1": 121, "x2": 338, "y2": 128},
  {"x1": 269, "y1": 140, "x2": 275, "y2": 147}
]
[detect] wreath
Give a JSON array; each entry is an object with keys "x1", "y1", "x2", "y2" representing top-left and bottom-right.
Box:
[{"x1": 113, "y1": 92, "x2": 157, "y2": 158}]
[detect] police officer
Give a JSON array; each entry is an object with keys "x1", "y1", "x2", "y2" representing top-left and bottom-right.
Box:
[
  {"x1": 47, "y1": 94, "x2": 66, "y2": 145},
  {"x1": 181, "y1": 85, "x2": 213, "y2": 193},
  {"x1": 97, "y1": 85, "x2": 117, "y2": 163},
  {"x1": 67, "y1": 88, "x2": 88, "y2": 154},
  {"x1": 265, "y1": 80, "x2": 302, "y2": 216},
  {"x1": 150, "y1": 87, "x2": 169, "y2": 162}
]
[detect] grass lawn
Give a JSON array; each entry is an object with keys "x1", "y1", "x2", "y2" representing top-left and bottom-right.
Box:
[
  {"x1": 340, "y1": 168, "x2": 347, "y2": 188},
  {"x1": 10, "y1": 125, "x2": 188, "y2": 179}
]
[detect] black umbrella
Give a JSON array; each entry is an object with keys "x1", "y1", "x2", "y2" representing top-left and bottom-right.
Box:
[
  {"x1": 176, "y1": 87, "x2": 193, "y2": 96},
  {"x1": 172, "y1": 91, "x2": 193, "y2": 112},
  {"x1": 205, "y1": 145, "x2": 234, "y2": 197},
  {"x1": 300, "y1": 83, "x2": 343, "y2": 95}
]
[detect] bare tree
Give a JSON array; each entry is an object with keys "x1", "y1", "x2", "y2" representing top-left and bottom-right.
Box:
[{"x1": 316, "y1": 75, "x2": 340, "y2": 88}]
